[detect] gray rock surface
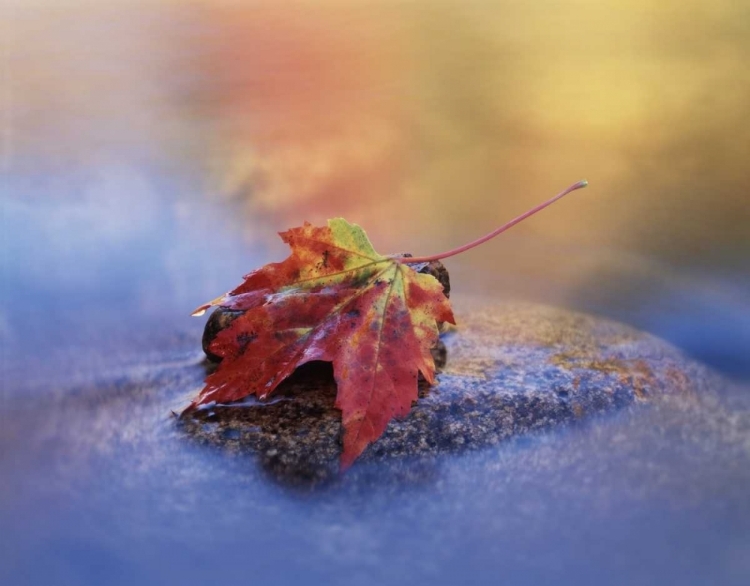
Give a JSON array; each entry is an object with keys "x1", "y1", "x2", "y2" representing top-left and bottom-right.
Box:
[{"x1": 180, "y1": 300, "x2": 707, "y2": 484}]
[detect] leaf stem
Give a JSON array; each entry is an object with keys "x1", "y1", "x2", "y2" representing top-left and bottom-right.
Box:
[{"x1": 399, "y1": 180, "x2": 588, "y2": 264}]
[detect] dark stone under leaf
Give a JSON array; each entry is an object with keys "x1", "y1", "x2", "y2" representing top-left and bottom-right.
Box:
[{"x1": 182, "y1": 300, "x2": 711, "y2": 488}]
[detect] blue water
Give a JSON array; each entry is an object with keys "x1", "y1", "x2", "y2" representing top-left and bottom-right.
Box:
[{"x1": 2, "y1": 162, "x2": 750, "y2": 586}]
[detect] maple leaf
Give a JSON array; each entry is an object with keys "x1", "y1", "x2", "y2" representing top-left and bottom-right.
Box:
[
  {"x1": 186, "y1": 180, "x2": 589, "y2": 469},
  {"x1": 187, "y1": 218, "x2": 455, "y2": 468}
]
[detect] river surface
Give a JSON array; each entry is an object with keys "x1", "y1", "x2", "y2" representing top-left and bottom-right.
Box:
[{"x1": 2, "y1": 2, "x2": 749, "y2": 585}]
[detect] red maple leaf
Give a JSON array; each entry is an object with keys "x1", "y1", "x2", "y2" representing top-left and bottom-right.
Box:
[
  {"x1": 187, "y1": 219, "x2": 454, "y2": 468},
  {"x1": 186, "y1": 180, "x2": 588, "y2": 468}
]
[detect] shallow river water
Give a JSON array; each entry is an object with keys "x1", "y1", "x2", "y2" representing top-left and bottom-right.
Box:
[{"x1": 2, "y1": 2, "x2": 750, "y2": 585}]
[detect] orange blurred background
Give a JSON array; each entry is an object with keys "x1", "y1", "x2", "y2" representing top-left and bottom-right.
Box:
[{"x1": 7, "y1": 0, "x2": 749, "y2": 257}]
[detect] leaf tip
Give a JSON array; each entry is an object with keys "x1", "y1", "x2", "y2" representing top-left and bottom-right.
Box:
[
  {"x1": 339, "y1": 453, "x2": 356, "y2": 472},
  {"x1": 191, "y1": 293, "x2": 229, "y2": 317}
]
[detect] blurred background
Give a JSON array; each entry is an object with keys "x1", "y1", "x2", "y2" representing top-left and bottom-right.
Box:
[
  {"x1": 2, "y1": 2, "x2": 750, "y2": 585},
  {"x1": 2, "y1": 0, "x2": 749, "y2": 381}
]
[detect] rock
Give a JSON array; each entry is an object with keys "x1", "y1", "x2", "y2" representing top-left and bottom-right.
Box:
[
  {"x1": 181, "y1": 300, "x2": 705, "y2": 486},
  {"x1": 405, "y1": 257, "x2": 451, "y2": 299},
  {"x1": 202, "y1": 308, "x2": 244, "y2": 361}
]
